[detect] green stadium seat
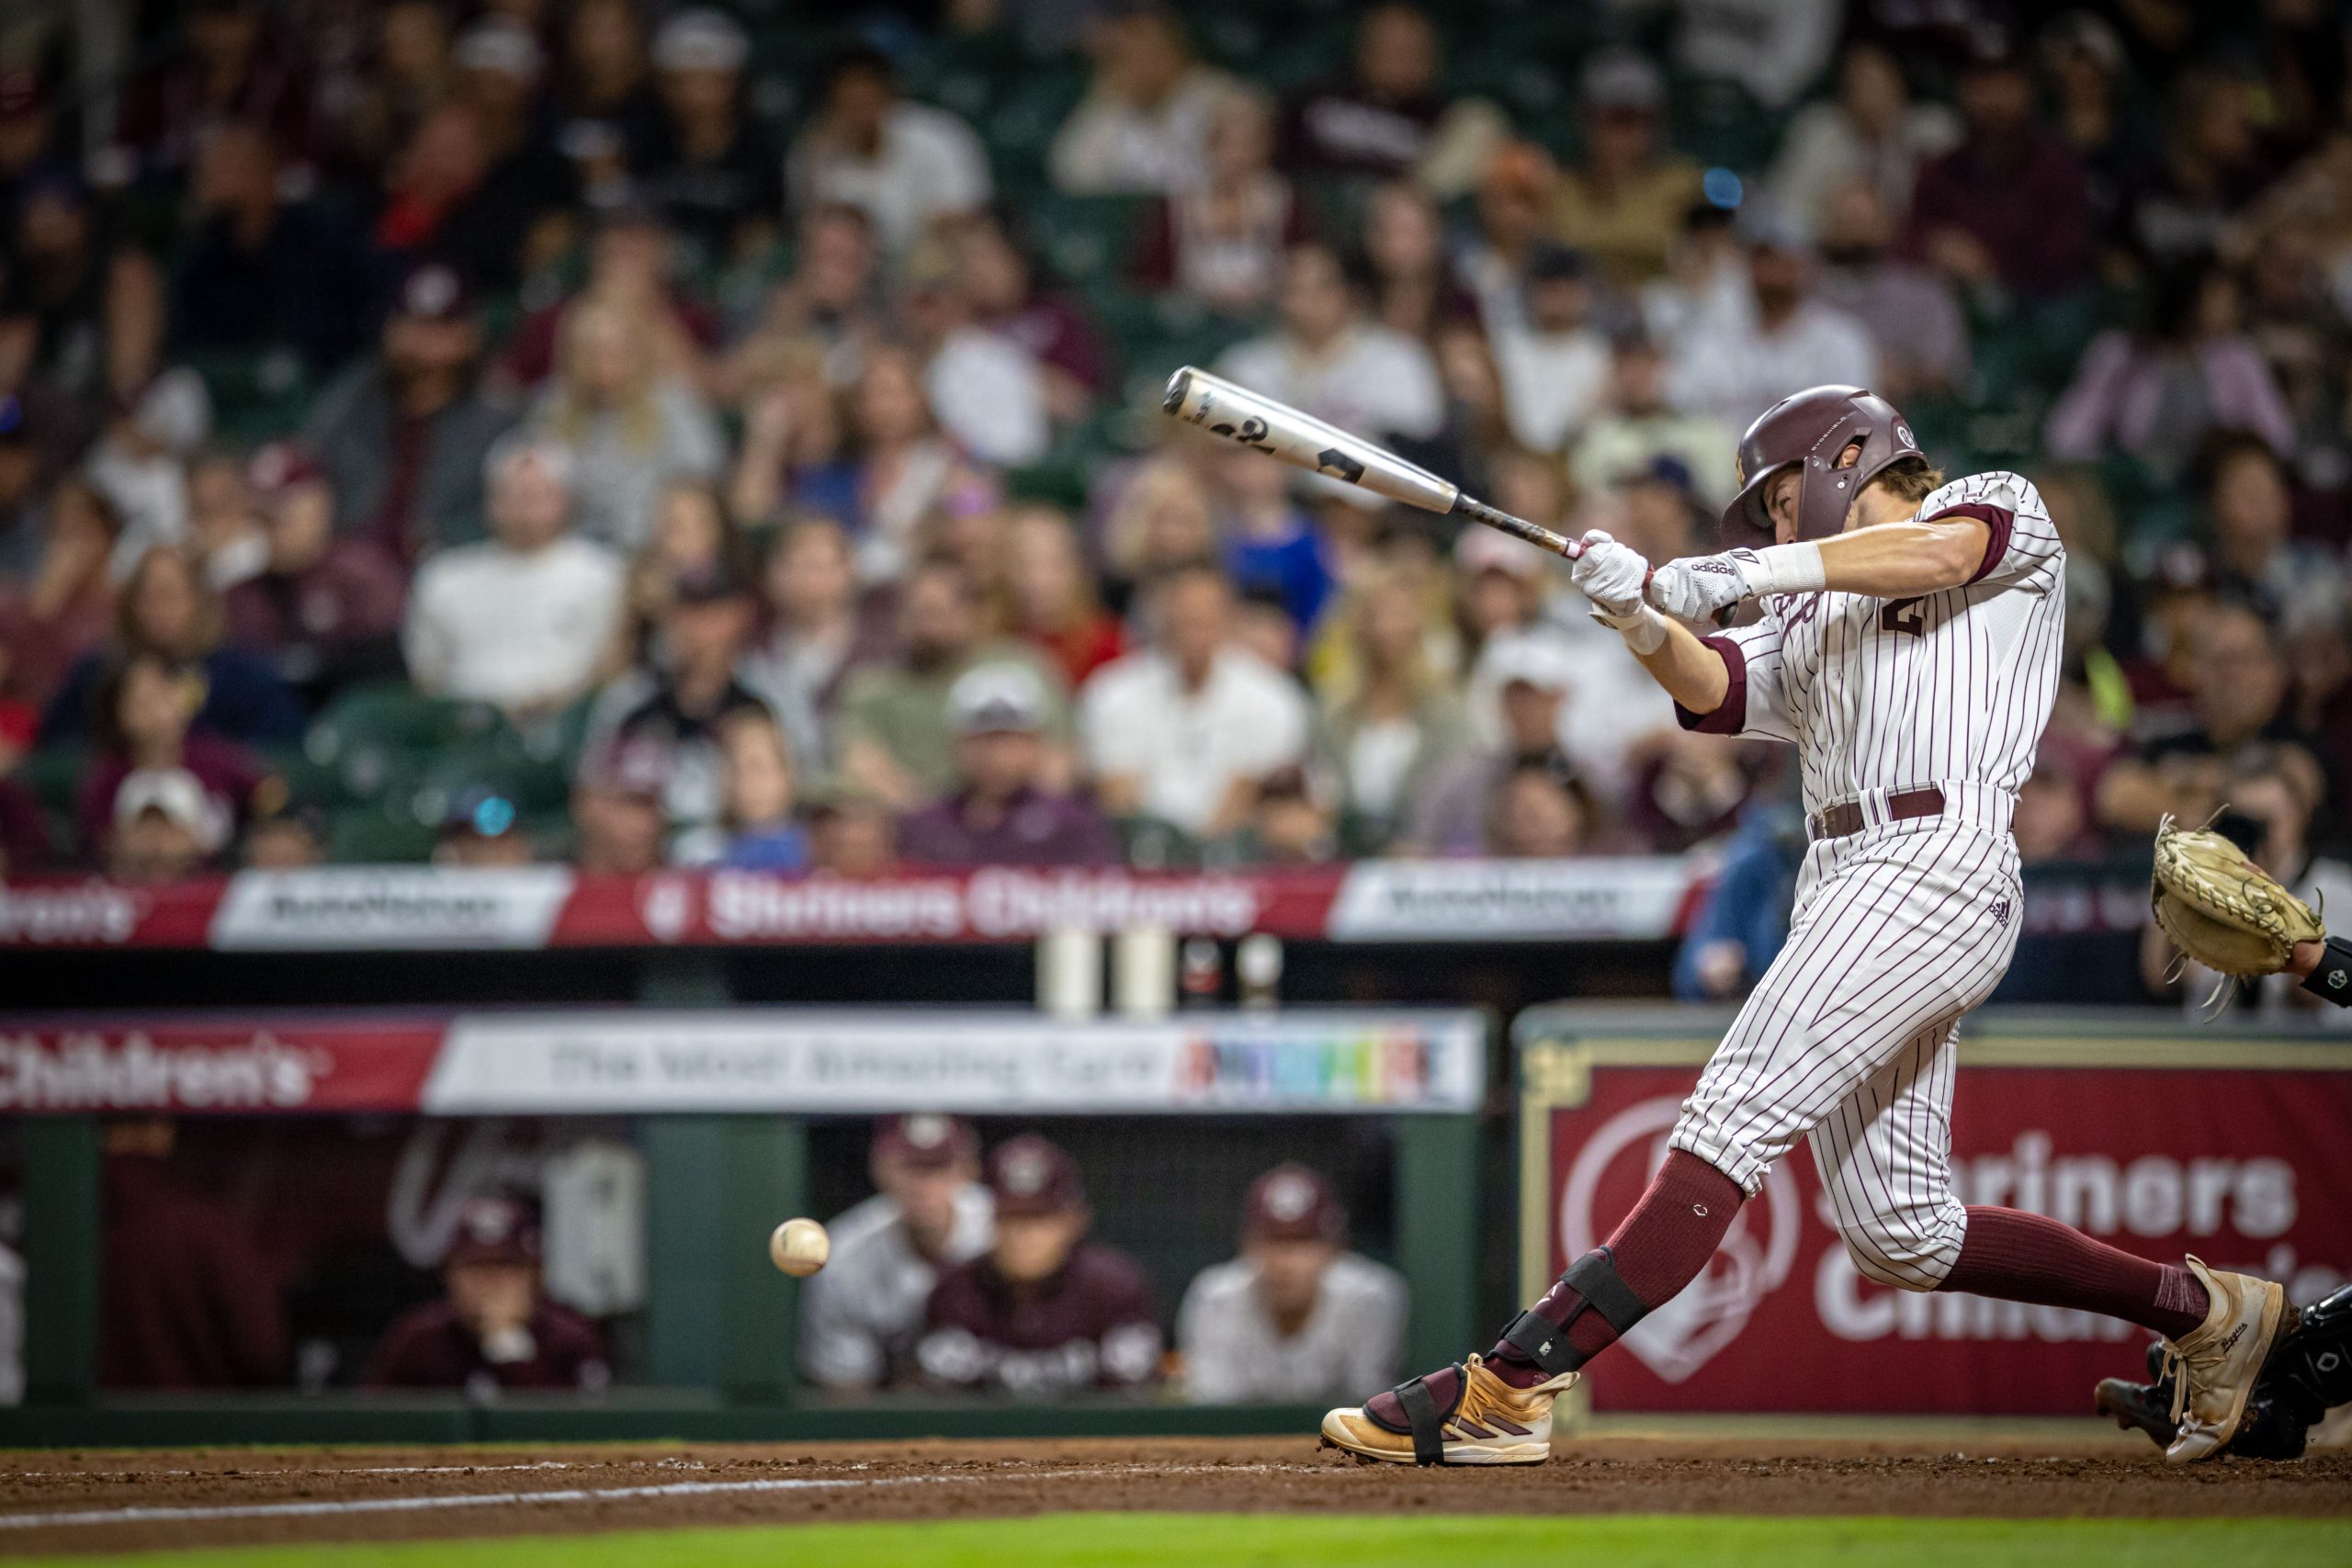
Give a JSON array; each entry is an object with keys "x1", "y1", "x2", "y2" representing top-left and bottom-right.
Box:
[
  {"x1": 325, "y1": 804, "x2": 437, "y2": 865},
  {"x1": 305, "y1": 683, "x2": 504, "y2": 803},
  {"x1": 187, "y1": 346, "x2": 314, "y2": 445},
  {"x1": 1029, "y1": 193, "x2": 1151, "y2": 288},
  {"x1": 18, "y1": 743, "x2": 87, "y2": 862}
]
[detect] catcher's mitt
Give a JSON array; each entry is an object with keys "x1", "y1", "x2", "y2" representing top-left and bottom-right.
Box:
[{"x1": 2150, "y1": 815, "x2": 2326, "y2": 985}]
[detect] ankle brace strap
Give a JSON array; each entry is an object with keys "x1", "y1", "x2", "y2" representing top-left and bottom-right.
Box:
[{"x1": 1498, "y1": 1247, "x2": 1649, "y2": 1376}]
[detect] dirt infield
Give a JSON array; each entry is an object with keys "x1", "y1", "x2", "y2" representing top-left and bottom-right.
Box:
[{"x1": 2, "y1": 1435, "x2": 2346, "y2": 1556}]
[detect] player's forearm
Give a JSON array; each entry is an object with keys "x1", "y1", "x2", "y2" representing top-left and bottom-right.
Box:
[
  {"x1": 1633, "y1": 615, "x2": 1731, "y2": 716},
  {"x1": 1813, "y1": 517, "x2": 1990, "y2": 597}
]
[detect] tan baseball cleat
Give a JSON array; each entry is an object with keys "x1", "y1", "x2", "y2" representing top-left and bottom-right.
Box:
[
  {"x1": 1320, "y1": 1355, "x2": 1576, "y2": 1466},
  {"x1": 2163, "y1": 1257, "x2": 2287, "y2": 1463}
]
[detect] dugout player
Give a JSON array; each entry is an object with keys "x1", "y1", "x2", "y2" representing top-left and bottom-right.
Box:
[
  {"x1": 798, "y1": 1114, "x2": 992, "y2": 1391},
  {"x1": 363, "y1": 1196, "x2": 607, "y2": 1395},
  {"x1": 1321, "y1": 385, "x2": 2287, "y2": 1466},
  {"x1": 914, "y1": 1134, "x2": 1163, "y2": 1396}
]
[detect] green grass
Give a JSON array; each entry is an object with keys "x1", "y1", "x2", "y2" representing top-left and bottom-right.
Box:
[{"x1": 22, "y1": 1513, "x2": 2352, "y2": 1568}]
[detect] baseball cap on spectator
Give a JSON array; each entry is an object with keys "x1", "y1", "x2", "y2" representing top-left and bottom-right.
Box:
[
  {"x1": 987, "y1": 1134, "x2": 1086, "y2": 1216},
  {"x1": 1583, "y1": 51, "x2": 1664, "y2": 113},
  {"x1": 454, "y1": 18, "x2": 544, "y2": 83},
  {"x1": 1626, "y1": 453, "x2": 1696, "y2": 497},
  {"x1": 396, "y1": 263, "x2": 475, "y2": 323},
  {"x1": 114, "y1": 768, "x2": 232, "y2": 854},
  {"x1": 246, "y1": 440, "x2": 323, "y2": 502},
  {"x1": 1242, "y1": 1163, "x2": 1346, "y2": 1244},
  {"x1": 1454, "y1": 523, "x2": 1550, "y2": 581},
  {"x1": 1483, "y1": 630, "x2": 1575, "y2": 694},
  {"x1": 874, "y1": 1112, "x2": 980, "y2": 1169},
  {"x1": 947, "y1": 662, "x2": 1048, "y2": 736},
  {"x1": 654, "y1": 9, "x2": 749, "y2": 73},
  {"x1": 584, "y1": 735, "x2": 672, "y2": 801},
  {"x1": 445, "y1": 1196, "x2": 543, "y2": 1267}
]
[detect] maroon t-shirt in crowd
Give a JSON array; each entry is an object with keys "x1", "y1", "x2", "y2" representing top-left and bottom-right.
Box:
[
  {"x1": 896, "y1": 787, "x2": 1120, "y2": 868},
  {"x1": 917, "y1": 1244, "x2": 1162, "y2": 1396},
  {"x1": 362, "y1": 1300, "x2": 608, "y2": 1394}
]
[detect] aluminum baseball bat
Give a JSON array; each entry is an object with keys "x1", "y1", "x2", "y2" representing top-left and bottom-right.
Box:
[{"x1": 1161, "y1": 367, "x2": 1583, "y2": 559}]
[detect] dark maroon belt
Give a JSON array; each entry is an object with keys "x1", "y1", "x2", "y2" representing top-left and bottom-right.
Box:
[{"x1": 1812, "y1": 786, "x2": 1946, "y2": 841}]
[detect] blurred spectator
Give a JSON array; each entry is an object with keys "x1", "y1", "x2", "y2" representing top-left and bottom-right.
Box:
[
  {"x1": 2013, "y1": 760, "x2": 2103, "y2": 865},
  {"x1": 710, "y1": 707, "x2": 807, "y2": 870},
  {"x1": 1490, "y1": 243, "x2": 1610, "y2": 455},
  {"x1": 2041, "y1": 12, "x2": 2151, "y2": 263},
  {"x1": 1133, "y1": 89, "x2": 1308, "y2": 320},
  {"x1": 1570, "y1": 334, "x2": 1738, "y2": 511},
  {"x1": 2198, "y1": 432, "x2": 2341, "y2": 629},
  {"x1": 1102, "y1": 455, "x2": 1219, "y2": 606},
  {"x1": 1484, "y1": 754, "x2": 1594, "y2": 857},
  {"x1": 403, "y1": 434, "x2": 626, "y2": 713},
  {"x1": 579, "y1": 558, "x2": 775, "y2": 865},
  {"x1": 1626, "y1": 729, "x2": 1763, "y2": 854},
  {"x1": 306, "y1": 264, "x2": 517, "y2": 562},
  {"x1": 0, "y1": 397, "x2": 40, "y2": 579},
  {"x1": 0, "y1": 476, "x2": 119, "y2": 713},
  {"x1": 1082, "y1": 563, "x2": 1311, "y2": 838},
  {"x1": 1458, "y1": 141, "x2": 1553, "y2": 326},
  {"x1": 611, "y1": 476, "x2": 738, "y2": 671},
  {"x1": 2125, "y1": 69, "x2": 2271, "y2": 271},
  {"x1": 742, "y1": 515, "x2": 885, "y2": 768},
  {"x1": 572, "y1": 739, "x2": 669, "y2": 874},
  {"x1": 1219, "y1": 243, "x2": 1443, "y2": 473},
  {"x1": 1813, "y1": 180, "x2": 1971, "y2": 400},
  {"x1": 1671, "y1": 796, "x2": 1804, "y2": 1000},
  {"x1": 1005, "y1": 505, "x2": 1125, "y2": 687},
  {"x1": 836, "y1": 558, "x2": 1069, "y2": 808},
  {"x1": 1275, "y1": 2, "x2": 1502, "y2": 197},
  {"x1": 0, "y1": 702, "x2": 51, "y2": 874},
  {"x1": 806, "y1": 780, "x2": 899, "y2": 877},
  {"x1": 2096, "y1": 595, "x2": 2312, "y2": 832},
  {"x1": 803, "y1": 1115, "x2": 993, "y2": 1392},
  {"x1": 1637, "y1": 201, "x2": 1746, "y2": 354},
  {"x1": 435, "y1": 787, "x2": 537, "y2": 867},
  {"x1": 363, "y1": 1196, "x2": 608, "y2": 1394},
  {"x1": 85, "y1": 369, "x2": 210, "y2": 580},
  {"x1": 917, "y1": 1134, "x2": 1161, "y2": 1396},
  {"x1": 1407, "y1": 629, "x2": 1571, "y2": 856},
  {"x1": 1314, "y1": 566, "x2": 1470, "y2": 852},
  {"x1": 1359, "y1": 182, "x2": 1476, "y2": 342},
  {"x1": 1668, "y1": 215, "x2": 1878, "y2": 433},
  {"x1": 527, "y1": 299, "x2": 725, "y2": 552},
  {"x1": 555, "y1": 0, "x2": 658, "y2": 189},
  {"x1": 720, "y1": 204, "x2": 883, "y2": 400},
  {"x1": 956, "y1": 210, "x2": 1112, "y2": 416},
  {"x1": 899, "y1": 247, "x2": 1051, "y2": 468},
  {"x1": 2142, "y1": 745, "x2": 2352, "y2": 1025},
  {"x1": 1908, "y1": 36, "x2": 2095, "y2": 300},
  {"x1": 170, "y1": 121, "x2": 371, "y2": 372},
  {"x1": 240, "y1": 804, "x2": 322, "y2": 869},
  {"x1": 0, "y1": 71, "x2": 69, "y2": 238},
  {"x1": 1767, "y1": 42, "x2": 1960, "y2": 241},
  {"x1": 629, "y1": 8, "x2": 784, "y2": 265},
  {"x1": 788, "y1": 44, "x2": 989, "y2": 255},
  {"x1": 1548, "y1": 52, "x2": 1703, "y2": 288},
  {"x1": 898, "y1": 661, "x2": 1116, "y2": 866},
  {"x1": 836, "y1": 344, "x2": 994, "y2": 583},
  {"x1": 113, "y1": 0, "x2": 312, "y2": 185},
  {"x1": 75, "y1": 651, "x2": 277, "y2": 871},
  {"x1": 185, "y1": 447, "x2": 265, "y2": 593},
  {"x1": 333, "y1": 0, "x2": 455, "y2": 177},
  {"x1": 499, "y1": 202, "x2": 719, "y2": 393},
  {"x1": 2045, "y1": 258, "x2": 2294, "y2": 474},
  {"x1": 1178, "y1": 1164, "x2": 1405, "y2": 1405},
  {"x1": 221, "y1": 442, "x2": 408, "y2": 705},
  {"x1": 1216, "y1": 447, "x2": 1334, "y2": 636},
  {"x1": 1049, "y1": 7, "x2": 1236, "y2": 196},
  {"x1": 43, "y1": 543, "x2": 303, "y2": 745},
  {"x1": 0, "y1": 171, "x2": 164, "y2": 408},
  {"x1": 100, "y1": 1118, "x2": 288, "y2": 1389}
]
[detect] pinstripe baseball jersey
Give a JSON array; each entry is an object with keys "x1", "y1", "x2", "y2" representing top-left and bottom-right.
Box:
[{"x1": 1678, "y1": 470, "x2": 2066, "y2": 823}]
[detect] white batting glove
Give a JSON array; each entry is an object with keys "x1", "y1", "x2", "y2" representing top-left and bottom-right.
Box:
[
  {"x1": 1646, "y1": 551, "x2": 1758, "y2": 622},
  {"x1": 1567, "y1": 529, "x2": 1649, "y2": 615}
]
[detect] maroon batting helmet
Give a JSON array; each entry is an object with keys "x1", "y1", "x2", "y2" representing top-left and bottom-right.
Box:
[{"x1": 1722, "y1": 386, "x2": 1921, "y2": 547}]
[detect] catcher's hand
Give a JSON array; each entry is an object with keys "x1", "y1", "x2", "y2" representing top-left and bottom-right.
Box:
[{"x1": 2150, "y1": 815, "x2": 2326, "y2": 983}]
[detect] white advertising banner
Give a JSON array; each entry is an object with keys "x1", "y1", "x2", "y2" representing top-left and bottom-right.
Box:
[
  {"x1": 209, "y1": 867, "x2": 578, "y2": 950},
  {"x1": 1327, "y1": 857, "x2": 1696, "y2": 942},
  {"x1": 421, "y1": 1008, "x2": 1487, "y2": 1114}
]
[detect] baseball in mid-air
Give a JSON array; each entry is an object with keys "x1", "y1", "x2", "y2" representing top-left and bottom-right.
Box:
[{"x1": 768, "y1": 1217, "x2": 830, "y2": 1277}]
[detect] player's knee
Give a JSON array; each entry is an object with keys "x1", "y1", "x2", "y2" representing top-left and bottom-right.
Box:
[{"x1": 1836, "y1": 1211, "x2": 1962, "y2": 1292}]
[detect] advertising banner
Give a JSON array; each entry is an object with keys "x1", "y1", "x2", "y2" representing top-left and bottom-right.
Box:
[
  {"x1": 1517, "y1": 1015, "x2": 2352, "y2": 1414},
  {"x1": 0, "y1": 1008, "x2": 1485, "y2": 1116}
]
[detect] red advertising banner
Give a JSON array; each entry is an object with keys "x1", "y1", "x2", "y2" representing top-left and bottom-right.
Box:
[
  {"x1": 1520, "y1": 1031, "x2": 2352, "y2": 1415},
  {"x1": 0, "y1": 1020, "x2": 446, "y2": 1113}
]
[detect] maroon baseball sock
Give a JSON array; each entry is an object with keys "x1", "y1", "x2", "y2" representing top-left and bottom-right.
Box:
[
  {"x1": 1363, "y1": 1150, "x2": 1744, "y2": 1427},
  {"x1": 1938, "y1": 1206, "x2": 2210, "y2": 1339}
]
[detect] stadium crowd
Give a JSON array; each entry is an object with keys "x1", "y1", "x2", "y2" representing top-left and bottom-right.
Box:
[{"x1": 2, "y1": 0, "x2": 2351, "y2": 939}]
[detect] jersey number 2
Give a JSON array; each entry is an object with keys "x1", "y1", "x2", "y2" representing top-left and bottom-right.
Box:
[{"x1": 1880, "y1": 597, "x2": 1926, "y2": 638}]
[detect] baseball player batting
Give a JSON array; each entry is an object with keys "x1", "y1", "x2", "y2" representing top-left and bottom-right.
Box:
[{"x1": 1319, "y1": 384, "x2": 2286, "y2": 1467}]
